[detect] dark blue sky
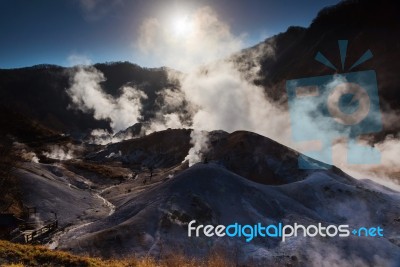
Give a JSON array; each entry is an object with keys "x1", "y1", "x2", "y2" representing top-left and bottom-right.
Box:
[{"x1": 0, "y1": 0, "x2": 340, "y2": 69}]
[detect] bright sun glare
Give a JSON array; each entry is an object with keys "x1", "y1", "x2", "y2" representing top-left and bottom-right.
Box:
[{"x1": 172, "y1": 15, "x2": 193, "y2": 37}]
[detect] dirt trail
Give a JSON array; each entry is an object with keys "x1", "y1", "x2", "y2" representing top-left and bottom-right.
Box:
[
  {"x1": 47, "y1": 187, "x2": 115, "y2": 250},
  {"x1": 46, "y1": 166, "x2": 117, "y2": 250}
]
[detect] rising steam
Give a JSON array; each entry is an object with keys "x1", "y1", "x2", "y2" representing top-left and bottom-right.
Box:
[
  {"x1": 65, "y1": 6, "x2": 400, "y2": 190},
  {"x1": 67, "y1": 64, "x2": 147, "y2": 133},
  {"x1": 43, "y1": 145, "x2": 75, "y2": 160},
  {"x1": 184, "y1": 130, "x2": 209, "y2": 167},
  {"x1": 137, "y1": 6, "x2": 243, "y2": 71}
]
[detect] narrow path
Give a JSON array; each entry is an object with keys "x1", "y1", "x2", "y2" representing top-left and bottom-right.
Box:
[
  {"x1": 95, "y1": 190, "x2": 116, "y2": 216},
  {"x1": 47, "y1": 188, "x2": 115, "y2": 250},
  {"x1": 46, "y1": 170, "x2": 117, "y2": 250},
  {"x1": 48, "y1": 221, "x2": 93, "y2": 249}
]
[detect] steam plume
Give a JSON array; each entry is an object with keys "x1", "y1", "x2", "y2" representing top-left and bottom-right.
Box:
[{"x1": 67, "y1": 65, "x2": 147, "y2": 133}]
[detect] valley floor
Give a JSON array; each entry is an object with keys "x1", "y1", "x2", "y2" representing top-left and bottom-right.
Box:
[{"x1": 6, "y1": 130, "x2": 400, "y2": 266}]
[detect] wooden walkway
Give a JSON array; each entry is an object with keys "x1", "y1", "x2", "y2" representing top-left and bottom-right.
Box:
[{"x1": 22, "y1": 220, "x2": 58, "y2": 243}]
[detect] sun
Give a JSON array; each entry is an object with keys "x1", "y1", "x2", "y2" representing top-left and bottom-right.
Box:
[{"x1": 172, "y1": 15, "x2": 193, "y2": 37}]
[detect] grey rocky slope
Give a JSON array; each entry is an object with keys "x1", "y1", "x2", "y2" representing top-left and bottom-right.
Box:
[{"x1": 15, "y1": 129, "x2": 396, "y2": 266}]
